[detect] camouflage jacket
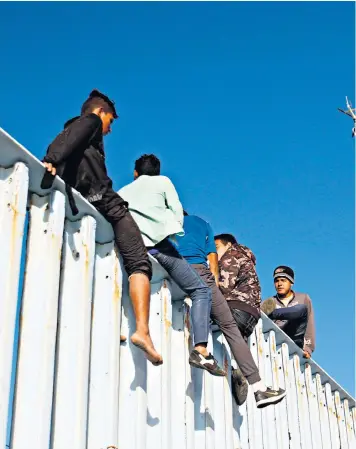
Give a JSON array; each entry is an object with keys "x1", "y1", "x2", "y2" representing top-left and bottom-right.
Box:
[{"x1": 218, "y1": 243, "x2": 261, "y2": 317}]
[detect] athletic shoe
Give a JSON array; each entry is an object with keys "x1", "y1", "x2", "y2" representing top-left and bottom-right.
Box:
[
  {"x1": 189, "y1": 350, "x2": 226, "y2": 377},
  {"x1": 231, "y1": 368, "x2": 249, "y2": 406},
  {"x1": 255, "y1": 387, "x2": 286, "y2": 408}
]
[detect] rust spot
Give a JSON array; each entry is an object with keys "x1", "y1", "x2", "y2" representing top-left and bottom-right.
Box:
[
  {"x1": 83, "y1": 240, "x2": 91, "y2": 288},
  {"x1": 257, "y1": 331, "x2": 264, "y2": 356},
  {"x1": 163, "y1": 290, "x2": 172, "y2": 335},
  {"x1": 184, "y1": 306, "x2": 192, "y2": 348},
  {"x1": 184, "y1": 307, "x2": 191, "y2": 332},
  {"x1": 9, "y1": 189, "x2": 21, "y2": 287},
  {"x1": 273, "y1": 359, "x2": 278, "y2": 378},
  {"x1": 113, "y1": 262, "x2": 121, "y2": 304}
]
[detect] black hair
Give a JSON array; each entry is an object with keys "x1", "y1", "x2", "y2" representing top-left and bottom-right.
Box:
[
  {"x1": 214, "y1": 233, "x2": 237, "y2": 245},
  {"x1": 183, "y1": 210, "x2": 188, "y2": 216},
  {"x1": 134, "y1": 154, "x2": 161, "y2": 176},
  {"x1": 81, "y1": 89, "x2": 118, "y2": 118}
]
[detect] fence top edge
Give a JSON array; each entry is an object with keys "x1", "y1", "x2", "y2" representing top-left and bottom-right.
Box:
[
  {"x1": 262, "y1": 314, "x2": 355, "y2": 406},
  {"x1": 0, "y1": 127, "x2": 113, "y2": 243}
]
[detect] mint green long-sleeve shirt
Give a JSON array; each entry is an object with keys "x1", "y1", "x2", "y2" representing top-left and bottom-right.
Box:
[{"x1": 118, "y1": 175, "x2": 184, "y2": 247}]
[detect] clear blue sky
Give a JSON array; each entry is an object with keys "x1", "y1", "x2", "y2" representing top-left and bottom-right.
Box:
[{"x1": 0, "y1": 2, "x2": 354, "y2": 395}]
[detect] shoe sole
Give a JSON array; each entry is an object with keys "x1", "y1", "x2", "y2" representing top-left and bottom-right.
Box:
[
  {"x1": 256, "y1": 391, "x2": 286, "y2": 408},
  {"x1": 189, "y1": 360, "x2": 226, "y2": 377}
]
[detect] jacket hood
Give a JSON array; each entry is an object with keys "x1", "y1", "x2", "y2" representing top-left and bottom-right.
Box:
[
  {"x1": 63, "y1": 114, "x2": 104, "y2": 153},
  {"x1": 64, "y1": 116, "x2": 80, "y2": 128},
  {"x1": 63, "y1": 113, "x2": 102, "y2": 129}
]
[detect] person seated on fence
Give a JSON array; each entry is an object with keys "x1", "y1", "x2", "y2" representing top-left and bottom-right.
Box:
[
  {"x1": 261, "y1": 266, "x2": 316, "y2": 359},
  {"x1": 175, "y1": 214, "x2": 286, "y2": 408},
  {"x1": 118, "y1": 154, "x2": 226, "y2": 377},
  {"x1": 214, "y1": 233, "x2": 286, "y2": 407},
  {"x1": 41, "y1": 89, "x2": 162, "y2": 366}
]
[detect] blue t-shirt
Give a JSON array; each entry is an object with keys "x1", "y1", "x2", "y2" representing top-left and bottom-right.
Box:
[{"x1": 175, "y1": 215, "x2": 217, "y2": 265}]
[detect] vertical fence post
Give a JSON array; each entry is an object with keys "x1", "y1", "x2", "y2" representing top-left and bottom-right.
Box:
[
  {"x1": 11, "y1": 192, "x2": 65, "y2": 449},
  {"x1": 51, "y1": 216, "x2": 96, "y2": 449},
  {"x1": 0, "y1": 163, "x2": 28, "y2": 449},
  {"x1": 87, "y1": 243, "x2": 123, "y2": 449}
]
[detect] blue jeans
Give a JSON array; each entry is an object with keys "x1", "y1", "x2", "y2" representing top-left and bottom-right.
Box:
[
  {"x1": 150, "y1": 239, "x2": 212, "y2": 346},
  {"x1": 271, "y1": 304, "x2": 308, "y2": 349}
]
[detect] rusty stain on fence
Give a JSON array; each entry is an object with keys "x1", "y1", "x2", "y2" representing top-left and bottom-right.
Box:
[
  {"x1": 114, "y1": 259, "x2": 121, "y2": 304},
  {"x1": 162, "y1": 286, "x2": 172, "y2": 335}
]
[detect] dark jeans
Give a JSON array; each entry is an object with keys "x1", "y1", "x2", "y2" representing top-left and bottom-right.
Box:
[
  {"x1": 151, "y1": 240, "x2": 211, "y2": 346},
  {"x1": 96, "y1": 201, "x2": 152, "y2": 280},
  {"x1": 271, "y1": 304, "x2": 308, "y2": 349},
  {"x1": 192, "y1": 264, "x2": 261, "y2": 385}
]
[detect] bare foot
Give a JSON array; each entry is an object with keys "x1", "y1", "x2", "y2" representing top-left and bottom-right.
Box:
[
  {"x1": 131, "y1": 332, "x2": 163, "y2": 366},
  {"x1": 120, "y1": 335, "x2": 127, "y2": 342}
]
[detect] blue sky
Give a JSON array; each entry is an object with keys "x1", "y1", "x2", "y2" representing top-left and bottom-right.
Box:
[{"x1": 0, "y1": 1, "x2": 354, "y2": 398}]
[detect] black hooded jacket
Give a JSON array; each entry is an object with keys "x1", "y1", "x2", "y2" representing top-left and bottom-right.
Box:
[{"x1": 43, "y1": 113, "x2": 126, "y2": 218}]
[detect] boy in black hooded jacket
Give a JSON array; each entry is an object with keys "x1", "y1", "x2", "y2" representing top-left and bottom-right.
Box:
[{"x1": 42, "y1": 89, "x2": 162, "y2": 365}]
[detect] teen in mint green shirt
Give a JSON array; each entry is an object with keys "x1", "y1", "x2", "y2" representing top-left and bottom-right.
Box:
[
  {"x1": 118, "y1": 159, "x2": 184, "y2": 247},
  {"x1": 118, "y1": 154, "x2": 226, "y2": 377}
]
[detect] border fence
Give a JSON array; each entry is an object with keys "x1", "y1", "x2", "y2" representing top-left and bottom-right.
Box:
[{"x1": 0, "y1": 128, "x2": 355, "y2": 449}]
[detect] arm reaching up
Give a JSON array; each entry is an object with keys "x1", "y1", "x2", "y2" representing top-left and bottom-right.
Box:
[
  {"x1": 206, "y1": 221, "x2": 219, "y2": 286},
  {"x1": 207, "y1": 253, "x2": 219, "y2": 287}
]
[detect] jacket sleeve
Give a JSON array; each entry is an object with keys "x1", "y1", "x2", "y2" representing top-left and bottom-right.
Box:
[
  {"x1": 303, "y1": 294, "x2": 316, "y2": 354},
  {"x1": 218, "y1": 255, "x2": 241, "y2": 296},
  {"x1": 43, "y1": 114, "x2": 101, "y2": 166},
  {"x1": 164, "y1": 177, "x2": 184, "y2": 226}
]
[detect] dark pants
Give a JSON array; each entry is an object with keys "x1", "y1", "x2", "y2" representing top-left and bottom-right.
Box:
[
  {"x1": 151, "y1": 241, "x2": 211, "y2": 346},
  {"x1": 271, "y1": 304, "x2": 308, "y2": 349},
  {"x1": 95, "y1": 196, "x2": 152, "y2": 280},
  {"x1": 192, "y1": 264, "x2": 261, "y2": 385},
  {"x1": 230, "y1": 309, "x2": 259, "y2": 343}
]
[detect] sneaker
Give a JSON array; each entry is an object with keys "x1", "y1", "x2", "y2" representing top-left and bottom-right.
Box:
[
  {"x1": 189, "y1": 349, "x2": 226, "y2": 377},
  {"x1": 254, "y1": 387, "x2": 286, "y2": 408},
  {"x1": 261, "y1": 298, "x2": 276, "y2": 317},
  {"x1": 231, "y1": 368, "x2": 249, "y2": 406}
]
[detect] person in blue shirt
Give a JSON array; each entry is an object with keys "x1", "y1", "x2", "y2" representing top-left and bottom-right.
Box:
[{"x1": 176, "y1": 212, "x2": 286, "y2": 408}]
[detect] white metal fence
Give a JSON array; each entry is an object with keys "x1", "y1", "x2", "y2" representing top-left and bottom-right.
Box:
[{"x1": 0, "y1": 127, "x2": 355, "y2": 449}]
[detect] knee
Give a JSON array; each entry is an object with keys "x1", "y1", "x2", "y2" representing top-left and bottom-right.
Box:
[
  {"x1": 127, "y1": 257, "x2": 152, "y2": 281},
  {"x1": 295, "y1": 304, "x2": 308, "y2": 317}
]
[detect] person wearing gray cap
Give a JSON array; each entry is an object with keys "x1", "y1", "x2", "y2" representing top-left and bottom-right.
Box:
[{"x1": 261, "y1": 266, "x2": 316, "y2": 358}]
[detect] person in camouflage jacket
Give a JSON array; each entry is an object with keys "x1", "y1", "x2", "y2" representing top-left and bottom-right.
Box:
[
  {"x1": 214, "y1": 234, "x2": 286, "y2": 407},
  {"x1": 215, "y1": 234, "x2": 261, "y2": 323}
]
